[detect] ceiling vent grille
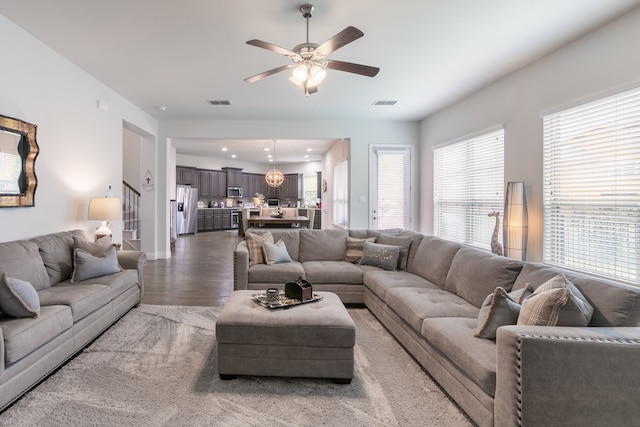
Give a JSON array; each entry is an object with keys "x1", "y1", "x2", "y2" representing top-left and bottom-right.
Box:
[
  {"x1": 373, "y1": 100, "x2": 397, "y2": 106},
  {"x1": 207, "y1": 100, "x2": 232, "y2": 106}
]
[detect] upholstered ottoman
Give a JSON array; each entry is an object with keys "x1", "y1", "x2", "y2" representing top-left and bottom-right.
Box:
[{"x1": 216, "y1": 290, "x2": 356, "y2": 384}]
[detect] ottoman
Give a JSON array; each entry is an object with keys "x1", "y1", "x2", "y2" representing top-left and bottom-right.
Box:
[{"x1": 216, "y1": 290, "x2": 356, "y2": 384}]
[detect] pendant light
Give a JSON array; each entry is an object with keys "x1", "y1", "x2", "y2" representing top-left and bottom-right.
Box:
[{"x1": 265, "y1": 139, "x2": 284, "y2": 188}]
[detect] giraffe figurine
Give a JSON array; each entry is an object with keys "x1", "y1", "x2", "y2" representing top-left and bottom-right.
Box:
[{"x1": 488, "y1": 211, "x2": 503, "y2": 256}]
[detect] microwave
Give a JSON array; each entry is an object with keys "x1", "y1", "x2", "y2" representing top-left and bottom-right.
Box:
[
  {"x1": 227, "y1": 186, "x2": 243, "y2": 198},
  {"x1": 267, "y1": 199, "x2": 280, "y2": 207}
]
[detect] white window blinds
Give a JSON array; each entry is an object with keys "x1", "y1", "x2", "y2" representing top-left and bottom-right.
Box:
[
  {"x1": 543, "y1": 86, "x2": 640, "y2": 284},
  {"x1": 375, "y1": 148, "x2": 410, "y2": 229},
  {"x1": 333, "y1": 160, "x2": 348, "y2": 228},
  {"x1": 433, "y1": 129, "x2": 504, "y2": 250}
]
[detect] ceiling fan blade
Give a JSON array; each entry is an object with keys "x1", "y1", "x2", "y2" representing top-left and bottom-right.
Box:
[
  {"x1": 316, "y1": 26, "x2": 364, "y2": 56},
  {"x1": 246, "y1": 39, "x2": 297, "y2": 57},
  {"x1": 244, "y1": 65, "x2": 291, "y2": 83},
  {"x1": 326, "y1": 60, "x2": 380, "y2": 77}
]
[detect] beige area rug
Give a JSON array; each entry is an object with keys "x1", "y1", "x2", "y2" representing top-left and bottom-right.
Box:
[{"x1": 0, "y1": 305, "x2": 473, "y2": 427}]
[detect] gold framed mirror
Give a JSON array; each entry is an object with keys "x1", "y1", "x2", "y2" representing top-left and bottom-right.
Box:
[{"x1": 0, "y1": 114, "x2": 38, "y2": 207}]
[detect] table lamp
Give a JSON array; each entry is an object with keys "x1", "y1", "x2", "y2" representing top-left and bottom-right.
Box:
[{"x1": 88, "y1": 197, "x2": 121, "y2": 241}]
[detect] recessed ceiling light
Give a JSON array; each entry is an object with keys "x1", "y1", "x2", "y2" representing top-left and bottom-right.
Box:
[
  {"x1": 373, "y1": 100, "x2": 398, "y2": 106},
  {"x1": 267, "y1": 154, "x2": 273, "y2": 158},
  {"x1": 306, "y1": 148, "x2": 312, "y2": 152},
  {"x1": 304, "y1": 155, "x2": 309, "y2": 158},
  {"x1": 222, "y1": 147, "x2": 228, "y2": 151},
  {"x1": 156, "y1": 105, "x2": 167, "y2": 111},
  {"x1": 231, "y1": 154, "x2": 237, "y2": 158},
  {"x1": 264, "y1": 148, "x2": 270, "y2": 152}
]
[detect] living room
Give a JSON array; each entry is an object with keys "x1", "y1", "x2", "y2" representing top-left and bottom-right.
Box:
[{"x1": 1, "y1": 1, "x2": 640, "y2": 425}]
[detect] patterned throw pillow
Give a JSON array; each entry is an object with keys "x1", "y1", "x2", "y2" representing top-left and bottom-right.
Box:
[
  {"x1": 71, "y1": 245, "x2": 123, "y2": 282},
  {"x1": 360, "y1": 241, "x2": 400, "y2": 271},
  {"x1": 262, "y1": 239, "x2": 292, "y2": 265},
  {"x1": 0, "y1": 272, "x2": 40, "y2": 318},
  {"x1": 517, "y1": 274, "x2": 594, "y2": 326},
  {"x1": 344, "y1": 236, "x2": 376, "y2": 263},
  {"x1": 473, "y1": 286, "x2": 533, "y2": 339},
  {"x1": 377, "y1": 234, "x2": 413, "y2": 270},
  {"x1": 245, "y1": 231, "x2": 274, "y2": 266}
]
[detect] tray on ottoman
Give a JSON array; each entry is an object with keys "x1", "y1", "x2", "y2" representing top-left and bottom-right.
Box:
[
  {"x1": 253, "y1": 291, "x2": 323, "y2": 309},
  {"x1": 216, "y1": 290, "x2": 355, "y2": 384}
]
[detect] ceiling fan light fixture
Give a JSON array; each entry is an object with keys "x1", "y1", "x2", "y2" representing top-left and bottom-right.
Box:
[
  {"x1": 292, "y1": 64, "x2": 308, "y2": 83},
  {"x1": 310, "y1": 65, "x2": 326, "y2": 84}
]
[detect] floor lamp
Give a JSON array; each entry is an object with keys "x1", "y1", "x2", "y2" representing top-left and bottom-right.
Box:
[{"x1": 503, "y1": 182, "x2": 528, "y2": 261}]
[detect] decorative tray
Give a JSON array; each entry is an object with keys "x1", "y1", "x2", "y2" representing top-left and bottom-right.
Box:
[{"x1": 253, "y1": 291, "x2": 323, "y2": 309}]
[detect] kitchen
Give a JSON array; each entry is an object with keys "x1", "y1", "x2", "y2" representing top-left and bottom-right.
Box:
[{"x1": 174, "y1": 165, "x2": 322, "y2": 236}]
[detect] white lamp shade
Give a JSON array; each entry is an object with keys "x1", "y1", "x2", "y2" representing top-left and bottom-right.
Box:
[
  {"x1": 503, "y1": 182, "x2": 528, "y2": 261},
  {"x1": 88, "y1": 197, "x2": 121, "y2": 221}
]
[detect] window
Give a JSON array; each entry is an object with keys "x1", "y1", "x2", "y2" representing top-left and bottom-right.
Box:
[
  {"x1": 433, "y1": 129, "x2": 504, "y2": 250},
  {"x1": 333, "y1": 160, "x2": 348, "y2": 228},
  {"x1": 303, "y1": 175, "x2": 318, "y2": 206},
  {"x1": 543, "y1": 86, "x2": 640, "y2": 284}
]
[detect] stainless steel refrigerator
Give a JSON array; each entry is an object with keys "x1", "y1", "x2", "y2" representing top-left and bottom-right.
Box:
[{"x1": 176, "y1": 185, "x2": 198, "y2": 235}]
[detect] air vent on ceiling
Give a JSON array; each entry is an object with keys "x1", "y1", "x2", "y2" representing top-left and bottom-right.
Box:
[
  {"x1": 373, "y1": 100, "x2": 397, "y2": 106},
  {"x1": 207, "y1": 100, "x2": 232, "y2": 106}
]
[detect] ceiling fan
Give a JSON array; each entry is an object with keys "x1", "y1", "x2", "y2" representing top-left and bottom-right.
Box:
[{"x1": 244, "y1": 4, "x2": 380, "y2": 96}]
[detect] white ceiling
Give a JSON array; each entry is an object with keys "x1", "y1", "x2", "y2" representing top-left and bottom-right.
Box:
[{"x1": 2, "y1": 0, "x2": 639, "y2": 163}]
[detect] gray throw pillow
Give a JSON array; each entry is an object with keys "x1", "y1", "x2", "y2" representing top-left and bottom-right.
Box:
[
  {"x1": 73, "y1": 235, "x2": 113, "y2": 255},
  {"x1": 262, "y1": 239, "x2": 292, "y2": 265},
  {"x1": 518, "y1": 274, "x2": 594, "y2": 326},
  {"x1": 377, "y1": 234, "x2": 412, "y2": 270},
  {"x1": 0, "y1": 272, "x2": 40, "y2": 318},
  {"x1": 474, "y1": 287, "x2": 521, "y2": 339},
  {"x1": 360, "y1": 241, "x2": 400, "y2": 271},
  {"x1": 71, "y1": 245, "x2": 122, "y2": 282}
]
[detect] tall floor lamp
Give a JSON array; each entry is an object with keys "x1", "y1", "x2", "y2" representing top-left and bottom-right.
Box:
[
  {"x1": 503, "y1": 182, "x2": 528, "y2": 261},
  {"x1": 88, "y1": 197, "x2": 121, "y2": 241}
]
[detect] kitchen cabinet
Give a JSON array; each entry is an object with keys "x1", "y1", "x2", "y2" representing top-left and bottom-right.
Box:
[
  {"x1": 196, "y1": 169, "x2": 226, "y2": 198},
  {"x1": 223, "y1": 167, "x2": 243, "y2": 187},
  {"x1": 242, "y1": 173, "x2": 266, "y2": 198},
  {"x1": 197, "y1": 210, "x2": 205, "y2": 231},
  {"x1": 204, "y1": 209, "x2": 214, "y2": 230},
  {"x1": 213, "y1": 209, "x2": 223, "y2": 230},
  {"x1": 176, "y1": 166, "x2": 195, "y2": 185},
  {"x1": 222, "y1": 210, "x2": 231, "y2": 229},
  {"x1": 282, "y1": 173, "x2": 303, "y2": 199}
]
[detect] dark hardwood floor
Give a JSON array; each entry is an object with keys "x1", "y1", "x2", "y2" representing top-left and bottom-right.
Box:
[{"x1": 142, "y1": 230, "x2": 241, "y2": 307}]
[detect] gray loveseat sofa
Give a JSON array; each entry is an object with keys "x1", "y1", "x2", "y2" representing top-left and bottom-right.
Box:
[
  {"x1": 234, "y1": 228, "x2": 640, "y2": 426},
  {"x1": 0, "y1": 230, "x2": 146, "y2": 410}
]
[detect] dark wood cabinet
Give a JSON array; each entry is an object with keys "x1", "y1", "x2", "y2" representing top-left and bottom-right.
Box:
[
  {"x1": 197, "y1": 210, "x2": 205, "y2": 231},
  {"x1": 223, "y1": 167, "x2": 243, "y2": 187},
  {"x1": 176, "y1": 166, "x2": 195, "y2": 185},
  {"x1": 196, "y1": 169, "x2": 226, "y2": 198},
  {"x1": 213, "y1": 210, "x2": 223, "y2": 229},
  {"x1": 222, "y1": 210, "x2": 231, "y2": 229},
  {"x1": 242, "y1": 173, "x2": 266, "y2": 198},
  {"x1": 204, "y1": 209, "x2": 214, "y2": 230}
]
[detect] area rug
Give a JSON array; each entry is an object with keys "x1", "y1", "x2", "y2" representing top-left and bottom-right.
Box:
[{"x1": 0, "y1": 305, "x2": 473, "y2": 427}]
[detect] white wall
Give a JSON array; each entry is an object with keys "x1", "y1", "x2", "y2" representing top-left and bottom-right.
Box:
[
  {"x1": 0, "y1": 14, "x2": 157, "y2": 243},
  {"x1": 420, "y1": 7, "x2": 640, "y2": 262}
]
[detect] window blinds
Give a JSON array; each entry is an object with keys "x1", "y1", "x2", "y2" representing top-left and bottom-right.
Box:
[
  {"x1": 333, "y1": 160, "x2": 349, "y2": 228},
  {"x1": 376, "y1": 148, "x2": 410, "y2": 229},
  {"x1": 433, "y1": 129, "x2": 504, "y2": 249},
  {"x1": 543, "y1": 86, "x2": 640, "y2": 284}
]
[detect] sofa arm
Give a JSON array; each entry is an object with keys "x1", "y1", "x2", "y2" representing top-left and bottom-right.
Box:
[
  {"x1": 117, "y1": 250, "x2": 147, "y2": 297},
  {"x1": 233, "y1": 241, "x2": 249, "y2": 291},
  {"x1": 495, "y1": 325, "x2": 640, "y2": 427}
]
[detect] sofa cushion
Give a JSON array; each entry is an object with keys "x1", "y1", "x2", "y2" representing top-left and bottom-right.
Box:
[
  {"x1": 259, "y1": 229, "x2": 301, "y2": 261},
  {"x1": 34, "y1": 230, "x2": 85, "y2": 285},
  {"x1": 303, "y1": 261, "x2": 364, "y2": 284},
  {"x1": 0, "y1": 240, "x2": 50, "y2": 291},
  {"x1": 386, "y1": 287, "x2": 480, "y2": 332},
  {"x1": 360, "y1": 241, "x2": 400, "y2": 271},
  {"x1": 38, "y1": 284, "x2": 111, "y2": 322},
  {"x1": 377, "y1": 234, "x2": 413, "y2": 270},
  {"x1": 421, "y1": 317, "x2": 497, "y2": 397},
  {"x1": 445, "y1": 247, "x2": 524, "y2": 308},
  {"x1": 60, "y1": 269, "x2": 138, "y2": 301},
  {"x1": 345, "y1": 236, "x2": 376, "y2": 263},
  {"x1": 248, "y1": 261, "x2": 306, "y2": 284},
  {"x1": 1, "y1": 305, "x2": 73, "y2": 364},
  {"x1": 299, "y1": 229, "x2": 348, "y2": 262},
  {"x1": 363, "y1": 269, "x2": 439, "y2": 301},
  {"x1": 71, "y1": 246, "x2": 123, "y2": 282},
  {"x1": 262, "y1": 240, "x2": 292, "y2": 265},
  {"x1": 518, "y1": 275, "x2": 594, "y2": 327},
  {"x1": 0, "y1": 273, "x2": 40, "y2": 318},
  {"x1": 407, "y1": 236, "x2": 461, "y2": 289}
]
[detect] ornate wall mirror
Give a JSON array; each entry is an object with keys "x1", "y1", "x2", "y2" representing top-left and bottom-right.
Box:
[{"x1": 0, "y1": 114, "x2": 38, "y2": 207}]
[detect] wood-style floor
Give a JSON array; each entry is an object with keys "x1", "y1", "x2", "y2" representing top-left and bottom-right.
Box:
[{"x1": 142, "y1": 230, "x2": 241, "y2": 307}]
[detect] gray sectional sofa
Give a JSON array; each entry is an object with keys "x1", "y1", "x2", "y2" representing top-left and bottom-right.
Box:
[
  {"x1": 0, "y1": 230, "x2": 146, "y2": 410},
  {"x1": 234, "y1": 228, "x2": 640, "y2": 427}
]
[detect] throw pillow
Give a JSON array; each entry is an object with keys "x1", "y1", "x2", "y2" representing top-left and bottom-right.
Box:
[
  {"x1": 344, "y1": 236, "x2": 376, "y2": 263},
  {"x1": 73, "y1": 235, "x2": 113, "y2": 255},
  {"x1": 360, "y1": 241, "x2": 400, "y2": 271},
  {"x1": 71, "y1": 245, "x2": 122, "y2": 282},
  {"x1": 377, "y1": 234, "x2": 413, "y2": 270},
  {"x1": 245, "y1": 231, "x2": 274, "y2": 266},
  {"x1": 262, "y1": 239, "x2": 292, "y2": 265},
  {"x1": 518, "y1": 274, "x2": 594, "y2": 326},
  {"x1": 509, "y1": 284, "x2": 534, "y2": 304},
  {"x1": 474, "y1": 287, "x2": 521, "y2": 339},
  {"x1": 0, "y1": 272, "x2": 40, "y2": 318}
]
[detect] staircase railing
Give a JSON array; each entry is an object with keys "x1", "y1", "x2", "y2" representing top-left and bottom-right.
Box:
[{"x1": 122, "y1": 181, "x2": 141, "y2": 248}]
